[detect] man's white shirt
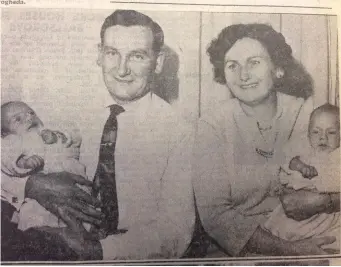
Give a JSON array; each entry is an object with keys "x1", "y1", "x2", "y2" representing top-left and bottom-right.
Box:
[{"x1": 75, "y1": 89, "x2": 195, "y2": 259}]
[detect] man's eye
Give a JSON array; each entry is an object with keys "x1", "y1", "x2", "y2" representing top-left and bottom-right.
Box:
[
  {"x1": 328, "y1": 131, "x2": 337, "y2": 135},
  {"x1": 15, "y1": 116, "x2": 21, "y2": 122},
  {"x1": 131, "y1": 53, "x2": 145, "y2": 61},
  {"x1": 249, "y1": 60, "x2": 260, "y2": 67},
  {"x1": 312, "y1": 130, "x2": 319, "y2": 134},
  {"x1": 28, "y1": 111, "x2": 35, "y2": 115},
  {"x1": 105, "y1": 50, "x2": 118, "y2": 57}
]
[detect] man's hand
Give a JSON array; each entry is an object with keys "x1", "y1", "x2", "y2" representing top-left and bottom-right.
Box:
[
  {"x1": 25, "y1": 172, "x2": 104, "y2": 229},
  {"x1": 280, "y1": 189, "x2": 330, "y2": 221},
  {"x1": 17, "y1": 155, "x2": 44, "y2": 170},
  {"x1": 37, "y1": 207, "x2": 103, "y2": 260}
]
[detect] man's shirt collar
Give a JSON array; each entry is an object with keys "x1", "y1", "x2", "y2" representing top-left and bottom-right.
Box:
[{"x1": 103, "y1": 89, "x2": 153, "y2": 114}]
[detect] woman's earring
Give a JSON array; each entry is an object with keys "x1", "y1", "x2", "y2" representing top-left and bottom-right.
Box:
[{"x1": 276, "y1": 69, "x2": 284, "y2": 79}]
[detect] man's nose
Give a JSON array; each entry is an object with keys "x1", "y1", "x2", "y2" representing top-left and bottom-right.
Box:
[
  {"x1": 117, "y1": 57, "x2": 131, "y2": 77},
  {"x1": 240, "y1": 66, "x2": 250, "y2": 82}
]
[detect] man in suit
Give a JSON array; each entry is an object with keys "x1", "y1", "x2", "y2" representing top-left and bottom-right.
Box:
[{"x1": 20, "y1": 9, "x2": 197, "y2": 260}]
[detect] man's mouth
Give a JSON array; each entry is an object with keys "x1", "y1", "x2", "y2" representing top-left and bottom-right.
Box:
[
  {"x1": 114, "y1": 77, "x2": 133, "y2": 84},
  {"x1": 240, "y1": 83, "x2": 258, "y2": 89}
]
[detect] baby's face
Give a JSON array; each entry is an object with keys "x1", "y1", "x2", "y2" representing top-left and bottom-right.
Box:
[
  {"x1": 309, "y1": 111, "x2": 340, "y2": 153},
  {"x1": 4, "y1": 103, "x2": 42, "y2": 135}
]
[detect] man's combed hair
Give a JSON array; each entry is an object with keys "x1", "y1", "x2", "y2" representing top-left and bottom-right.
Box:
[
  {"x1": 207, "y1": 23, "x2": 313, "y2": 99},
  {"x1": 100, "y1": 9, "x2": 164, "y2": 54}
]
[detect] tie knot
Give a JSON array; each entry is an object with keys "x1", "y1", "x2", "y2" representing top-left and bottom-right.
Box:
[{"x1": 109, "y1": 104, "x2": 125, "y2": 117}]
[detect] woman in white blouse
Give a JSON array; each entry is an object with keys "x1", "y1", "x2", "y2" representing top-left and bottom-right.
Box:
[{"x1": 193, "y1": 23, "x2": 337, "y2": 256}]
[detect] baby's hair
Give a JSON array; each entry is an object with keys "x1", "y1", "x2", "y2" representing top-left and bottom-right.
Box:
[
  {"x1": 2, "y1": 101, "x2": 15, "y2": 137},
  {"x1": 1, "y1": 101, "x2": 26, "y2": 138},
  {"x1": 308, "y1": 103, "x2": 340, "y2": 131}
]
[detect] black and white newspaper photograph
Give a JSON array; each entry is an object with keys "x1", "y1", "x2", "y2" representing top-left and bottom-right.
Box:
[{"x1": 1, "y1": 0, "x2": 341, "y2": 265}]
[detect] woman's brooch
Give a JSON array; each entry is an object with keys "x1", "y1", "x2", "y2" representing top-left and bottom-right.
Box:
[{"x1": 255, "y1": 147, "x2": 274, "y2": 158}]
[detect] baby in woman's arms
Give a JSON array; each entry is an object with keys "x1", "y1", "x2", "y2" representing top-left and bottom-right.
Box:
[
  {"x1": 264, "y1": 104, "x2": 340, "y2": 252},
  {"x1": 1, "y1": 101, "x2": 88, "y2": 231}
]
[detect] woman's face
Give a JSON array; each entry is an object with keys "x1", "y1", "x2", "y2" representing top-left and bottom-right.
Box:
[{"x1": 224, "y1": 37, "x2": 276, "y2": 106}]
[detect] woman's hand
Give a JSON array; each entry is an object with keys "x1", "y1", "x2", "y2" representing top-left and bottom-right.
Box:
[
  {"x1": 244, "y1": 226, "x2": 336, "y2": 256},
  {"x1": 292, "y1": 236, "x2": 336, "y2": 255},
  {"x1": 25, "y1": 172, "x2": 104, "y2": 229},
  {"x1": 280, "y1": 189, "x2": 330, "y2": 221}
]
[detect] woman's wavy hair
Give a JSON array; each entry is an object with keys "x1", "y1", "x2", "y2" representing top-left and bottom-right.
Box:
[{"x1": 207, "y1": 23, "x2": 313, "y2": 99}]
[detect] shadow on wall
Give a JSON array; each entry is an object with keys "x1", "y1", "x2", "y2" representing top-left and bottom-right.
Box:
[
  {"x1": 153, "y1": 44, "x2": 179, "y2": 104},
  {"x1": 1, "y1": 85, "x2": 22, "y2": 105}
]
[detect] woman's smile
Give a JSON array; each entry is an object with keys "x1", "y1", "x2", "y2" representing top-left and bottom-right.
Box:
[{"x1": 240, "y1": 82, "x2": 259, "y2": 89}]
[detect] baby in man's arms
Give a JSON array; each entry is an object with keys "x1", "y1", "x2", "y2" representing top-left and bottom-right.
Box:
[
  {"x1": 1, "y1": 101, "x2": 88, "y2": 231},
  {"x1": 264, "y1": 104, "x2": 340, "y2": 252}
]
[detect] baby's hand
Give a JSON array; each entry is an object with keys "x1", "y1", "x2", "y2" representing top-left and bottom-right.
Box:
[
  {"x1": 289, "y1": 156, "x2": 318, "y2": 179},
  {"x1": 300, "y1": 165, "x2": 318, "y2": 179},
  {"x1": 41, "y1": 129, "x2": 71, "y2": 147},
  {"x1": 17, "y1": 155, "x2": 44, "y2": 170},
  {"x1": 54, "y1": 131, "x2": 69, "y2": 145},
  {"x1": 41, "y1": 129, "x2": 58, "y2": 144}
]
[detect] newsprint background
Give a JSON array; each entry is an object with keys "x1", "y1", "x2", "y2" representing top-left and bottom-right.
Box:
[{"x1": 1, "y1": 0, "x2": 341, "y2": 265}]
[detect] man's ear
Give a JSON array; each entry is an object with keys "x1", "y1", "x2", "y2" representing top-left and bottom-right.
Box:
[
  {"x1": 97, "y1": 43, "x2": 103, "y2": 66},
  {"x1": 154, "y1": 50, "x2": 165, "y2": 74}
]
